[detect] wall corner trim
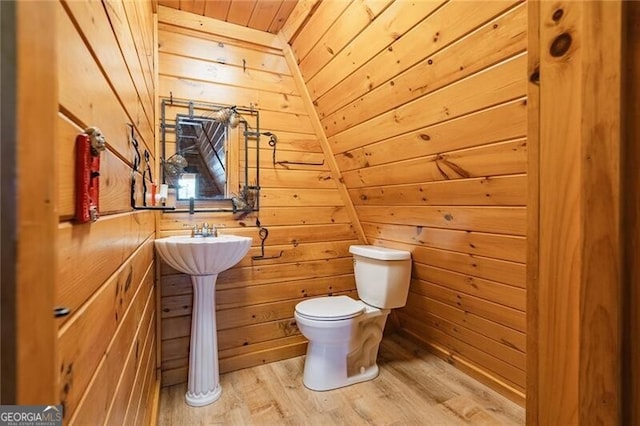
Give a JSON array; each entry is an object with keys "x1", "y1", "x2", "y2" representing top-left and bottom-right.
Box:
[
  {"x1": 16, "y1": 0, "x2": 58, "y2": 404},
  {"x1": 278, "y1": 33, "x2": 367, "y2": 244},
  {"x1": 534, "y1": 1, "x2": 624, "y2": 424}
]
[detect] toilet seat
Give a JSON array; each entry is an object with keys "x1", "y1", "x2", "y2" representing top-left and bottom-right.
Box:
[{"x1": 295, "y1": 296, "x2": 365, "y2": 321}]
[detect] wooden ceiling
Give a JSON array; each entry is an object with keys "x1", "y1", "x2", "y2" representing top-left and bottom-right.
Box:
[{"x1": 157, "y1": 0, "x2": 299, "y2": 34}]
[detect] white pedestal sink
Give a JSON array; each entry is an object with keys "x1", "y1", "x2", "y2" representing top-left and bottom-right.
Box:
[{"x1": 155, "y1": 235, "x2": 252, "y2": 406}]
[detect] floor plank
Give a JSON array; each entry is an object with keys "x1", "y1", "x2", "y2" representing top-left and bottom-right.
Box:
[{"x1": 158, "y1": 334, "x2": 525, "y2": 425}]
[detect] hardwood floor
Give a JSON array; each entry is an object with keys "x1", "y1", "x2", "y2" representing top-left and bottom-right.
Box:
[{"x1": 158, "y1": 334, "x2": 525, "y2": 425}]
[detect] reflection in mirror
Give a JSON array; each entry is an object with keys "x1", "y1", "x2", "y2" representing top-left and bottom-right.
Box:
[
  {"x1": 173, "y1": 114, "x2": 227, "y2": 199},
  {"x1": 160, "y1": 98, "x2": 260, "y2": 213}
]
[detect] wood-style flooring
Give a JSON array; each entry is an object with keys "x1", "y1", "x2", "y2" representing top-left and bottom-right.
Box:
[{"x1": 158, "y1": 334, "x2": 525, "y2": 425}]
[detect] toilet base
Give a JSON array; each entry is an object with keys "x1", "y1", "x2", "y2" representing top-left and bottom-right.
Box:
[
  {"x1": 299, "y1": 309, "x2": 387, "y2": 391},
  {"x1": 303, "y1": 362, "x2": 380, "y2": 391}
]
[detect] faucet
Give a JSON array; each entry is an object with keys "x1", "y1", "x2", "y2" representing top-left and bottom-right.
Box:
[
  {"x1": 186, "y1": 222, "x2": 218, "y2": 237},
  {"x1": 202, "y1": 222, "x2": 217, "y2": 237}
]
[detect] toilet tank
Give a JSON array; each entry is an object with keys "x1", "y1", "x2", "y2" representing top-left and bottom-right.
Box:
[{"x1": 349, "y1": 245, "x2": 412, "y2": 309}]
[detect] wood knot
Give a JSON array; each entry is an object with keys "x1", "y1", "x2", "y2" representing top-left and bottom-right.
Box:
[
  {"x1": 550, "y1": 33, "x2": 572, "y2": 57},
  {"x1": 552, "y1": 8, "x2": 564, "y2": 22},
  {"x1": 529, "y1": 65, "x2": 540, "y2": 85}
]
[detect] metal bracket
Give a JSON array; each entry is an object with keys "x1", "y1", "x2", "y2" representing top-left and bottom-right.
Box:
[
  {"x1": 54, "y1": 306, "x2": 70, "y2": 318},
  {"x1": 266, "y1": 132, "x2": 324, "y2": 167},
  {"x1": 129, "y1": 124, "x2": 175, "y2": 211}
]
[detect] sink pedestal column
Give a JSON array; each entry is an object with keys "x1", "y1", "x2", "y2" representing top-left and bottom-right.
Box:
[{"x1": 185, "y1": 274, "x2": 221, "y2": 406}]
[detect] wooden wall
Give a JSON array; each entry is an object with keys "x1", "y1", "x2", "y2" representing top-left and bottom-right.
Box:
[
  {"x1": 156, "y1": 7, "x2": 362, "y2": 387},
  {"x1": 287, "y1": 0, "x2": 528, "y2": 403},
  {"x1": 55, "y1": 1, "x2": 158, "y2": 423}
]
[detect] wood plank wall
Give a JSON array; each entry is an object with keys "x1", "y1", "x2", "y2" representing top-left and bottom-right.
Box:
[
  {"x1": 156, "y1": 7, "x2": 361, "y2": 387},
  {"x1": 55, "y1": 1, "x2": 158, "y2": 423},
  {"x1": 288, "y1": 0, "x2": 528, "y2": 404}
]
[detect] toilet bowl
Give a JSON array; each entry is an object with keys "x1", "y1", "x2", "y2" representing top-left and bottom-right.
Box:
[
  {"x1": 294, "y1": 245, "x2": 411, "y2": 391},
  {"x1": 295, "y1": 296, "x2": 389, "y2": 391}
]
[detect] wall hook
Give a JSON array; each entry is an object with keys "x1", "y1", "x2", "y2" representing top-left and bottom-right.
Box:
[{"x1": 251, "y1": 227, "x2": 283, "y2": 260}]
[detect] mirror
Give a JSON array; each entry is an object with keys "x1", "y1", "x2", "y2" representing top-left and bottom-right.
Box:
[
  {"x1": 160, "y1": 98, "x2": 260, "y2": 213},
  {"x1": 172, "y1": 114, "x2": 227, "y2": 199}
]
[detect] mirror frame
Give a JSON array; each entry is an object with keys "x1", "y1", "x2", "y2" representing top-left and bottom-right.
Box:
[{"x1": 159, "y1": 98, "x2": 261, "y2": 213}]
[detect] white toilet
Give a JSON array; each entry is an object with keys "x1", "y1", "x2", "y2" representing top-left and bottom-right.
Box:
[{"x1": 294, "y1": 245, "x2": 412, "y2": 391}]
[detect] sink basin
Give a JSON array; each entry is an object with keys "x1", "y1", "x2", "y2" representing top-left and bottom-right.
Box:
[
  {"x1": 154, "y1": 234, "x2": 252, "y2": 407},
  {"x1": 155, "y1": 235, "x2": 252, "y2": 275}
]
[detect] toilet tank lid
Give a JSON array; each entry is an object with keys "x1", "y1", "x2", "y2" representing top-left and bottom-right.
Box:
[{"x1": 349, "y1": 245, "x2": 411, "y2": 260}]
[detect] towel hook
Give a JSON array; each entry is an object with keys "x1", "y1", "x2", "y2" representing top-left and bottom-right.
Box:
[{"x1": 268, "y1": 132, "x2": 324, "y2": 167}]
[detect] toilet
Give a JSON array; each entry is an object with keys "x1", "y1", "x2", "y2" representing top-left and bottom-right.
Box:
[{"x1": 294, "y1": 245, "x2": 412, "y2": 391}]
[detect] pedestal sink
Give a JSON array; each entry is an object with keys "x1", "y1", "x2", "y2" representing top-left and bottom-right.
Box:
[{"x1": 155, "y1": 235, "x2": 252, "y2": 406}]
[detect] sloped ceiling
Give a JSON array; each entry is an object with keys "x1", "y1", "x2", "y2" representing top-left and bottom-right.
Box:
[{"x1": 157, "y1": 0, "x2": 298, "y2": 33}]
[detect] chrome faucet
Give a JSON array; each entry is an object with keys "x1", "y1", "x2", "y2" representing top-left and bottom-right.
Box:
[{"x1": 186, "y1": 222, "x2": 218, "y2": 237}]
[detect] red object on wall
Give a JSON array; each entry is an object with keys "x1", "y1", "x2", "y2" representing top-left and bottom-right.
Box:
[{"x1": 75, "y1": 132, "x2": 101, "y2": 223}]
